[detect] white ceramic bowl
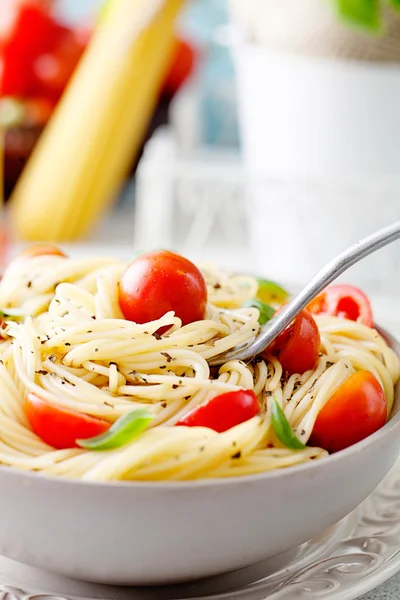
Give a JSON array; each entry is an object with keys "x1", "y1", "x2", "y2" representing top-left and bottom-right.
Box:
[{"x1": 0, "y1": 329, "x2": 399, "y2": 586}]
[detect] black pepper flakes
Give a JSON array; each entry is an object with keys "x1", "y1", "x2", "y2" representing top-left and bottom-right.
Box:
[
  {"x1": 65, "y1": 342, "x2": 71, "y2": 347},
  {"x1": 27, "y1": 281, "x2": 32, "y2": 288},
  {"x1": 152, "y1": 332, "x2": 162, "y2": 340},
  {"x1": 172, "y1": 384, "x2": 179, "y2": 390},
  {"x1": 232, "y1": 451, "x2": 242, "y2": 459},
  {"x1": 94, "y1": 348, "x2": 99, "y2": 352},
  {"x1": 161, "y1": 402, "x2": 167, "y2": 408},
  {"x1": 161, "y1": 352, "x2": 173, "y2": 362},
  {"x1": 184, "y1": 395, "x2": 191, "y2": 400}
]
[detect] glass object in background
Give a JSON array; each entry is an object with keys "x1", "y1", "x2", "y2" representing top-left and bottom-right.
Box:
[
  {"x1": 231, "y1": 0, "x2": 400, "y2": 296},
  {"x1": 174, "y1": 0, "x2": 240, "y2": 151}
]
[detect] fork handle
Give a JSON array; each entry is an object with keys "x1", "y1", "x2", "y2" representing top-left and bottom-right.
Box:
[{"x1": 240, "y1": 220, "x2": 400, "y2": 360}]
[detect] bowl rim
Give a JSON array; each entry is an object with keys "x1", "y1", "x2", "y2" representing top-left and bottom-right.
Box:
[{"x1": 0, "y1": 326, "x2": 399, "y2": 492}]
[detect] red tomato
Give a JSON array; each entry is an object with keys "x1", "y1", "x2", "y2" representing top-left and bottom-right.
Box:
[
  {"x1": 176, "y1": 389, "x2": 260, "y2": 433},
  {"x1": 307, "y1": 284, "x2": 373, "y2": 327},
  {"x1": 34, "y1": 27, "x2": 86, "y2": 100},
  {"x1": 264, "y1": 309, "x2": 320, "y2": 375},
  {"x1": 4, "y1": 244, "x2": 66, "y2": 276},
  {"x1": 24, "y1": 96, "x2": 55, "y2": 125},
  {"x1": 13, "y1": 244, "x2": 66, "y2": 261},
  {"x1": 25, "y1": 393, "x2": 110, "y2": 449},
  {"x1": 309, "y1": 370, "x2": 386, "y2": 453},
  {"x1": 118, "y1": 251, "x2": 207, "y2": 327},
  {"x1": 0, "y1": 2, "x2": 58, "y2": 96},
  {"x1": 163, "y1": 37, "x2": 197, "y2": 96}
]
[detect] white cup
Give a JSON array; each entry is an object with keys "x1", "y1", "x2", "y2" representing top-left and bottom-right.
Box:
[{"x1": 234, "y1": 42, "x2": 400, "y2": 294}]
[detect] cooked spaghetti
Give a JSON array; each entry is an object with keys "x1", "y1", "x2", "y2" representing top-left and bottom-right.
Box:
[{"x1": 0, "y1": 249, "x2": 398, "y2": 482}]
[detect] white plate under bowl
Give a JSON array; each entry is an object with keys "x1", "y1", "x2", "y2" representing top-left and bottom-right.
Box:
[{"x1": 1, "y1": 457, "x2": 400, "y2": 600}]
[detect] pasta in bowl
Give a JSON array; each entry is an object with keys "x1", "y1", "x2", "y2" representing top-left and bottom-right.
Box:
[{"x1": 0, "y1": 245, "x2": 399, "y2": 584}]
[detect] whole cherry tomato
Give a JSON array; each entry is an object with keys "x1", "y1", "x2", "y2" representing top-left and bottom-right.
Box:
[
  {"x1": 118, "y1": 251, "x2": 207, "y2": 327},
  {"x1": 264, "y1": 309, "x2": 320, "y2": 375}
]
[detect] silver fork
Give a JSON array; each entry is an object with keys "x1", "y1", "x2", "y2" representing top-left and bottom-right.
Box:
[{"x1": 208, "y1": 220, "x2": 400, "y2": 367}]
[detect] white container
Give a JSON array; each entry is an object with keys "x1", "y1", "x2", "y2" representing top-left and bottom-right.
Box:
[{"x1": 234, "y1": 43, "x2": 400, "y2": 294}]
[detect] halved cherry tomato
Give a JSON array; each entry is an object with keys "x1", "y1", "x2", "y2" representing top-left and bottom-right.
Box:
[
  {"x1": 309, "y1": 370, "x2": 386, "y2": 453},
  {"x1": 307, "y1": 284, "x2": 373, "y2": 327},
  {"x1": 175, "y1": 389, "x2": 260, "y2": 433},
  {"x1": 25, "y1": 393, "x2": 110, "y2": 449},
  {"x1": 118, "y1": 251, "x2": 207, "y2": 327},
  {"x1": 264, "y1": 309, "x2": 320, "y2": 375}
]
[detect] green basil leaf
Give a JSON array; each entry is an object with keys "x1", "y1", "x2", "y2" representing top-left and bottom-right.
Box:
[
  {"x1": 0, "y1": 308, "x2": 27, "y2": 320},
  {"x1": 77, "y1": 409, "x2": 152, "y2": 450},
  {"x1": 333, "y1": 0, "x2": 381, "y2": 31},
  {"x1": 243, "y1": 299, "x2": 275, "y2": 325},
  {"x1": 256, "y1": 278, "x2": 289, "y2": 305},
  {"x1": 388, "y1": 0, "x2": 400, "y2": 11},
  {"x1": 271, "y1": 399, "x2": 305, "y2": 450}
]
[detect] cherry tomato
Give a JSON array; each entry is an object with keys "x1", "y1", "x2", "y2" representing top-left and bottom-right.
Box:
[
  {"x1": 0, "y1": 1, "x2": 58, "y2": 96},
  {"x1": 309, "y1": 370, "x2": 386, "y2": 453},
  {"x1": 264, "y1": 309, "x2": 320, "y2": 375},
  {"x1": 307, "y1": 284, "x2": 373, "y2": 327},
  {"x1": 176, "y1": 389, "x2": 260, "y2": 433},
  {"x1": 25, "y1": 393, "x2": 110, "y2": 449},
  {"x1": 118, "y1": 251, "x2": 207, "y2": 327},
  {"x1": 163, "y1": 37, "x2": 197, "y2": 96},
  {"x1": 24, "y1": 96, "x2": 55, "y2": 125},
  {"x1": 4, "y1": 244, "x2": 66, "y2": 277},
  {"x1": 13, "y1": 244, "x2": 66, "y2": 261},
  {"x1": 34, "y1": 27, "x2": 86, "y2": 100}
]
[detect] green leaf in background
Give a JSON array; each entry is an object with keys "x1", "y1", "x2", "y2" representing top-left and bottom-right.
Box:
[
  {"x1": 77, "y1": 409, "x2": 153, "y2": 450},
  {"x1": 242, "y1": 299, "x2": 275, "y2": 325},
  {"x1": 271, "y1": 399, "x2": 306, "y2": 450},
  {"x1": 387, "y1": 0, "x2": 400, "y2": 11},
  {"x1": 332, "y1": 0, "x2": 381, "y2": 31},
  {"x1": 256, "y1": 278, "x2": 288, "y2": 306}
]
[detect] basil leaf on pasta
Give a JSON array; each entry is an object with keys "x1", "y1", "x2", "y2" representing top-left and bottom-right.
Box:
[
  {"x1": 242, "y1": 299, "x2": 275, "y2": 325},
  {"x1": 256, "y1": 278, "x2": 288, "y2": 305},
  {"x1": 271, "y1": 399, "x2": 305, "y2": 450},
  {"x1": 77, "y1": 409, "x2": 152, "y2": 450},
  {"x1": 0, "y1": 308, "x2": 27, "y2": 319}
]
